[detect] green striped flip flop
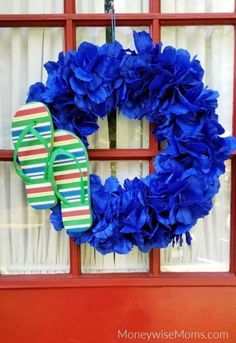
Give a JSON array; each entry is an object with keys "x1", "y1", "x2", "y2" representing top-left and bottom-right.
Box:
[
  {"x1": 49, "y1": 129, "x2": 92, "y2": 233},
  {"x1": 11, "y1": 102, "x2": 57, "y2": 210}
]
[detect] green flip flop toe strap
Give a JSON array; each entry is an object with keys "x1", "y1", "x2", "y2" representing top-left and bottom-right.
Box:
[{"x1": 13, "y1": 122, "x2": 51, "y2": 184}]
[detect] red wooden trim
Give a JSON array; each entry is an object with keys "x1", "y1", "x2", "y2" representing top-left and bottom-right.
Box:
[
  {"x1": 230, "y1": 158, "x2": 236, "y2": 273},
  {"x1": 150, "y1": 0, "x2": 161, "y2": 13},
  {"x1": 0, "y1": 13, "x2": 235, "y2": 20},
  {"x1": 0, "y1": 15, "x2": 235, "y2": 29},
  {"x1": 149, "y1": 123, "x2": 158, "y2": 153},
  {"x1": 0, "y1": 150, "x2": 13, "y2": 161},
  {"x1": 149, "y1": 20, "x2": 161, "y2": 275},
  {"x1": 65, "y1": 19, "x2": 76, "y2": 51},
  {"x1": 1, "y1": 273, "x2": 236, "y2": 289},
  {"x1": 64, "y1": 0, "x2": 75, "y2": 14},
  {"x1": 150, "y1": 249, "x2": 160, "y2": 276},
  {"x1": 4, "y1": 150, "x2": 235, "y2": 161},
  {"x1": 88, "y1": 149, "x2": 156, "y2": 160},
  {"x1": 74, "y1": 18, "x2": 152, "y2": 27},
  {"x1": 0, "y1": 149, "x2": 156, "y2": 161},
  {"x1": 0, "y1": 13, "x2": 236, "y2": 25},
  {"x1": 230, "y1": 24, "x2": 236, "y2": 273},
  {"x1": 69, "y1": 239, "x2": 80, "y2": 276},
  {"x1": 0, "y1": 16, "x2": 66, "y2": 27},
  {"x1": 151, "y1": 19, "x2": 160, "y2": 43},
  {"x1": 233, "y1": 25, "x2": 236, "y2": 137}
]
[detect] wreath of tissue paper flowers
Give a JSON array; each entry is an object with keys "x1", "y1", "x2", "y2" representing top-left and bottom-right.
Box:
[{"x1": 27, "y1": 31, "x2": 236, "y2": 255}]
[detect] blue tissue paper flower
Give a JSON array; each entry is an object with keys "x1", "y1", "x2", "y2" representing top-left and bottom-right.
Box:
[{"x1": 27, "y1": 31, "x2": 236, "y2": 254}]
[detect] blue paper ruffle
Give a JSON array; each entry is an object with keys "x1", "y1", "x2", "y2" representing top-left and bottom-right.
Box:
[{"x1": 28, "y1": 31, "x2": 236, "y2": 254}]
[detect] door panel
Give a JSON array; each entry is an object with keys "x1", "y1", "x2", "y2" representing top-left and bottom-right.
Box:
[{"x1": 0, "y1": 286, "x2": 236, "y2": 343}]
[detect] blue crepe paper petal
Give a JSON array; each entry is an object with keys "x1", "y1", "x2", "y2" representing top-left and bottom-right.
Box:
[{"x1": 26, "y1": 30, "x2": 236, "y2": 254}]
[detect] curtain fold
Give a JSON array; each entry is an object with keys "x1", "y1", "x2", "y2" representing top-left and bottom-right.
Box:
[
  {"x1": 0, "y1": 0, "x2": 63, "y2": 14},
  {"x1": 161, "y1": 0, "x2": 234, "y2": 13},
  {"x1": 76, "y1": 0, "x2": 148, "y2": 13}
]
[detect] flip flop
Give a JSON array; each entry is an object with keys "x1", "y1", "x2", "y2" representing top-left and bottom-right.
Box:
[
  {"x1": 11, "y1": 102, "x2": 57, "y2": 210},
  {"x1": 49, "y1": 129, "x2": 92, "y2": 233}
]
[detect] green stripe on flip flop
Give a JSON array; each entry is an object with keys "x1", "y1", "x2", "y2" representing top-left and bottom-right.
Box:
[
  {"x1": 11, "y1": 102, "x2": 57, "y2": 210},
  {"x1": 12, "y1": 115, "x2": 50, "y2": 129},
  {"x1": 49, "y1": 129, "x2": 92, "y2": 233}
]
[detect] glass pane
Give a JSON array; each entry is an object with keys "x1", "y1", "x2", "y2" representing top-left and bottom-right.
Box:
[
  {"x1": 76, "y1": 26, "x2": 150, "y2": 49},
  {"x1": 161, "y1": 160, "x2": 231, "y2": 272},
  {"x1": 0, "y1": 27, "x2": 64, "y2": 149},
  {"x1": 88, "y1": 113, "x2": 149, "y2": 149},
  {"x1": 0, "y1": 0, "x2": 63, "y2": 13},
  {"x1": 0, "y1": 163, "x2": 70, "y2": 275},
  {"x1": 76, "y1": 0, "x2": 149, "y2": 13},
  {"x1": 81, "y1": 160, "x2": 150, "y2": 273},
  {"x1": 161, "y1": 0, "x2": 234, "y2": 13},
  {"x1": 161, "y1": 26, "x2": 234, "y2": 136},
  {"x1": 90, "y1": 160, "x2": 149, "y2": 184},
  {"x1": 76, "y1": 26, "x2": 150, "y2": 149}
]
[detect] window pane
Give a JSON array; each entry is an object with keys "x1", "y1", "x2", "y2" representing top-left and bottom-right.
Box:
[
  {"x1": 81, "y1": 246, "x2": 149, "y2": 273},
  {"x1": 88, "y1": 113, "x2": 149, "y2": 149},
  {"x1": 76, "y1": 26, "x2": 150, "y2": 149},
  {"x1": 0, "y1": 27, "x2": 64, "y2": 149},
  {"x1": 76, "y1": 0, "x2": 149, "y2": 13},
  {"x1": 161, "y1": 160, "x2": 231, "y2": 272},
  {"x1": 90, "y1": 160, "x2": 149, "y2": 184},
  {"x1": 77, "y1": 26, "x2": 149, "y2": 49},
  {"x1": 161, "y1": 0, "x2": 234, "y2": 13},
  {"x1": 0, "y1": 0, "x2": 63, "y2": 13},
  {"x1": 0, "y1": 163, "x2": 70, "y2": 275},
  {"x1": 81, "y1": 160, "x2": 150, "y2": 273},
  {"x1": 161, "y1": 26, "x2": 234, "y2": 136}
]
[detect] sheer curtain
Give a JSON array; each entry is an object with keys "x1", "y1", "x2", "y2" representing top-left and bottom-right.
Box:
[
  {"x1": 0, "y1": 0, "x2": 63, "y2": 14},
  {"x1": 161, "y1": 0, "x2": 234, "y2": 13},
  {"x1": 76, "y1": 0, "x2": 149, "y2": 13},
  {"x1": 160, "y1": 25, "x2": 234, "y2": 272},
  {"x1": 0, "y1": 27, "x2": 70, "y2": 274}
]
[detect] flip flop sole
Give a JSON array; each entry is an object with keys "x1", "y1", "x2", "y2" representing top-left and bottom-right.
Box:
[
  {"x1": 11, "y1": 102, "x2": 57, "y2": 210},
  {"x1": 51, "y1": 130, "x2": 92, "y2": 232}
]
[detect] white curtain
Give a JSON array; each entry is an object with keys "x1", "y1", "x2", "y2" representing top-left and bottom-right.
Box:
[
  {"x1": 76, "y1": 0, "x2": 149, "y2": 13},
  {"x1": 0, "y1": 27, "x2": 69, "y2": 274},
  {"x1": 161, "y1": 0, "x2": 234, "y2": 13},
  {"x1": 160, "y1": 25, "x2": 234, "y2": 272},
  {"x1": 0, "y1": 0, "x2": 63, "y2": 14}
]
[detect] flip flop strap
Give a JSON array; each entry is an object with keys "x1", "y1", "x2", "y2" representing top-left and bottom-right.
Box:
[
  {"x1": 48, "y1": 148, "x2": 85, "y2": 206},
  {"x1": 13, "y1": 123, "x2": 50, "y2": 184}
]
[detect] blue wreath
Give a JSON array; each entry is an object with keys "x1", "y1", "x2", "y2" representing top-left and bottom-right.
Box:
[{"x1": 27, "y1": 31, "x2": 236, "y2": 254}]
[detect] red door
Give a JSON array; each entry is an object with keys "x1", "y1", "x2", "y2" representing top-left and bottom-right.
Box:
[{"x1": 1, "y1": 1, "x2": 236, "y2": 342}]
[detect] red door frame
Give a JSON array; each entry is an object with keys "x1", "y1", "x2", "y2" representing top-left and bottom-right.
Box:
[{"x1": 1, "y1": 1, "x2": 236, "y2": 341}]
